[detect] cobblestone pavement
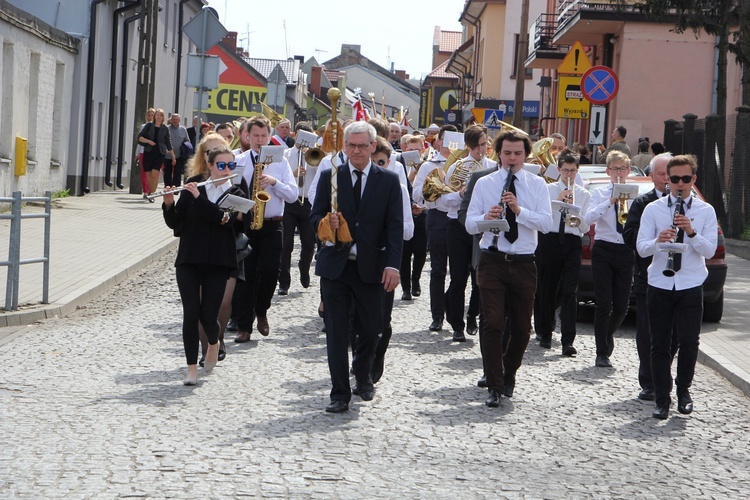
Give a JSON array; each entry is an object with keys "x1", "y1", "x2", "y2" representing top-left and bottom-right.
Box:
[{"x1": 1, "y1": 249, "x2": 749, "y2": 498}]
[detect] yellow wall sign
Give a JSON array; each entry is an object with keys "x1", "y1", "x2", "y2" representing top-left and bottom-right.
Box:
[
  {"x1": 207, "y1": 83, "x2": 268, "y2": 117},
  {"x1": 556, "y1": 76, "x2": 591, "y2": 119},
  {"x1": 557, "y1": 41, "x2": 591, "y2": 75}
]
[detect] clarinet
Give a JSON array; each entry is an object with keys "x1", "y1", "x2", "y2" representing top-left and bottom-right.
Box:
[
  {"x1": 662, "y1": 191, "x2": 683, "y2": 277},
  {"x1": 488, "y1": 168, "x2": 515, "y2": 252}
]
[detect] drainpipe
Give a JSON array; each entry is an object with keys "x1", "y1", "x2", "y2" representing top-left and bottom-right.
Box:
[
  {"x1": 116, "y1": 9, "x2": 146, "y2": 189},
  {"x1": 174, "y1": 0, "x2": 192, "y2": 115},
  {"x1": 105, "y1": 0, "x2": 140, "y2": 188},
  {"x1": 80, "y1": 0, "x2": 110, "y2": 195}
]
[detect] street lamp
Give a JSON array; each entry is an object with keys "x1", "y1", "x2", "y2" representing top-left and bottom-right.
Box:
[{"x1": 463, "y1": 72, "x2": 474, "y2": 101}]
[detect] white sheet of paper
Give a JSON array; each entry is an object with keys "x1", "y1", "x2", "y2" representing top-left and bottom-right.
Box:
[
  {"x1": 613, "y1": 183, "x2": 639, "y2": 199},
  {"x1": 218, "y1": 194, "x2": 256, "y2": 214},
  {"x1": 295, "y1": 130, "x2": 318, "y2": 148},
  {"x1": 476, "y1": 219, "x2": 510, "y2": 232},
  {"x1": 551, "y1": 200, "x2": 581, "y2": 218},
  {"x1": 232, "y1": 166, "x2": 246, "y2": 184},
  {"x1": 442, "y1": 131, "x2": 465, "y2": 150},
  {"x1": 522, "y1": 163, "x2": 542, "y2": 175},
  {"x1": 401, "y1": 150, "x2": 421, "y2": 167},
  {"x1": 659, "y1": 242, "x2": 688, "y2": 253},
  {"x1": 258, "y1": 145, "x2": 285, "y2": 164},
  {"x1": 544, "y1": 163, "x2": 561, "y2": 180}
]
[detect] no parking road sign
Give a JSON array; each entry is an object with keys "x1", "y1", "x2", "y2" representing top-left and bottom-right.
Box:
[{"x1": 581, "y1": 66, "x2": 619, "y2": 105}]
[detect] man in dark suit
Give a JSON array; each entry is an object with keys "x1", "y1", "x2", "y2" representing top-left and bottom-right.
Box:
[
  {"x1": 623, "y1": 153, "x2": 675, "y2": 400},
  {"x1": 310, "y1": 121, "x2": 404, "y2": 413}
]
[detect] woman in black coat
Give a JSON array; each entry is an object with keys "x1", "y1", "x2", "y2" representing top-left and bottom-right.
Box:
[
  {"x1": 139, "y1": 108, "x2": 176, "y2": 200},
  {"x1": 162, "y1": 145, "x2": 246, "y2": 385}
]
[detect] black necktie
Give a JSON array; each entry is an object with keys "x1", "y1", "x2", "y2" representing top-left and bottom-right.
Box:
[
  {"x1": 673, "y1": 202, "x2": 685, "y2": 272},
  {"x1": 558, "y1": 209, "x2": 567, "y2": 244},
  {"x1": 504, "y1": 174, "x2": 518, "y2": 243},
  {"x1": 353, "y1": 170, "x2": 363, "y2": 211}
]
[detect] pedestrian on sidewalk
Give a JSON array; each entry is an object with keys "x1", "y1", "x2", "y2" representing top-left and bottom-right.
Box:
[
  {"x1": 162, "y1": 144, "x2": 246, "y2": 386},
  {"x1": 138, "y1": 109, "x2": 175, "y2": 202},
  {"x1": 164, "y1": 113, "x2": 190, "y2": 188},
  {"x1": 136, "y1": 108, "x2": 155, "y2": 198}
]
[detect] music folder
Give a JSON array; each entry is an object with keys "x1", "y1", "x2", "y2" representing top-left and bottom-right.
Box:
[
  {"x1": 218, "y1": 193, "x2": 255, "y2": 214},
  {"x1": 258, "y1": 145, "x2": 285, "y2": 164},
  {"x1": 659, "y1": 242, "x2": 688, "y2": 253},
  {"x1": 295, "y1": 130, "x2": 318, "y2": 149},
  {"x1": 476, "y1": 219, "x2": 510, "y2": 233},
  {"x1": 551, "y1": 200, "x2": 582, "y2": 219},
  {"x1": 612, "y1": 183, "x2": 639, "y2": 199},
  {"x1": 400, "y1": 150, "x2": 421, "y2": 167}
]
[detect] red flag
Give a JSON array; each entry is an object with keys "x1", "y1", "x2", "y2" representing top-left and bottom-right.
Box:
[{"x1": 352, "y1": 97, "x2": 366, "y2": 121}]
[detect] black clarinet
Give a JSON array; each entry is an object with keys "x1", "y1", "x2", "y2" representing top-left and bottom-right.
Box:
[
  {"x1": 663, "y1": 191, "x2": 683, "y2": 277},
  {"x1": 488, "y1": 169, "x2": 515, "y2": 252}
]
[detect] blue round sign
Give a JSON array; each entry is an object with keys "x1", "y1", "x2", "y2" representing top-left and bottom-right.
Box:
[{"x1": 581, "y1": 66, "x2": 619, "y2": 105}]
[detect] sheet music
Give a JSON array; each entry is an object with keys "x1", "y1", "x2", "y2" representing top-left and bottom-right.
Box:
[
  {"x1": 476, "y1": 219, "x2": 510, "y2": 232},
  {"x1": 218, "y1": 194, "x2": 256, "y2": 214}
]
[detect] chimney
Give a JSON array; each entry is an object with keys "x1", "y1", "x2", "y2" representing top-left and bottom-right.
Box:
[
  {"x1": 395, "y1": 70, "x2": 408, "y2": 80},
  {"x1": 220, "y1": 31, "x2": 239, "y2": 52},
  {"x1": 311, "y1": 66, "x2": 323, "y2": 97}
]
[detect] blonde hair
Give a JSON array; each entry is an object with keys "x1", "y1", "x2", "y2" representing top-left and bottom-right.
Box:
[
  {"x1": 186, "y1": 132, "x2": 228, "y2": 179},
  {"x1": 154, "y1": 108, "x2": 166, "y2": 124},
  {"x1": 606, "y1": 150, "x2": 630, "y2": 167}
]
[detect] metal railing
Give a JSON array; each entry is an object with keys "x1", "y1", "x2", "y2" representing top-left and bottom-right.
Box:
[{"x1": 0, "y1": 191, "x2": 51, "y2": 311}]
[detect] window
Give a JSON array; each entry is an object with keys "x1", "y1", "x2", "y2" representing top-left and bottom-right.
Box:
[
  {"x1": 1, "y1": 42, "x2": 14, "y2": 158},
  {"x1": 27, "y1": 52, "x2": 40, "y2": 160},
  {"x1": 512, "y1": 34, "x2": 533, "y2": 79},
  {"x1": 163, "y1": 1, "x2": 169, "y2": 47},
  {"x1": 52, "y1": 62, "x2": 65, "y2": 163}
]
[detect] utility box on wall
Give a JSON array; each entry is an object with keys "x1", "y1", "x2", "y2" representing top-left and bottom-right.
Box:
[{"x1": 14, "y1": 137, "x2": 27, "y2": 176}]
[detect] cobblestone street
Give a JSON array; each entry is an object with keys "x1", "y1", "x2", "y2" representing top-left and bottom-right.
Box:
[{"x1": 1, "y1": 248, "x2": 748, "y2": 498}]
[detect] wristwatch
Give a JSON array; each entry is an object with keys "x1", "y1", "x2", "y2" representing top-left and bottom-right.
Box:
[{"x1": 687, "y1": 230, "x2": 697, "y2": 238}]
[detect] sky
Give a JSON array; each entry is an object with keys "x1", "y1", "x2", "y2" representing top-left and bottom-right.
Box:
[{"x1": 206, "y1": 0, "x2": 464, "y2": 81}]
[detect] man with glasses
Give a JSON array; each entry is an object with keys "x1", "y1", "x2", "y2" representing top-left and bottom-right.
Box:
[
  {"x1": 310, "y1": 121, "x2": 404, "y2": 413},
  {"x1": 636, "y1": 155, "x2": 717, "y2": 419},
  {"x1": 534, "y1": 153, "x2": 591, "y2": 355},
  {"x1": 583, "y1": 151, "x2": 635, "y2": 368},
  {"x1": 233, "y1": 116, "x2": 298, "y2": 342}
]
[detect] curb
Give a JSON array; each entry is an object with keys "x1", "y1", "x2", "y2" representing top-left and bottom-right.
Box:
[{"x1": 698, "y1": 343, "x2": 750, "y2": 399}]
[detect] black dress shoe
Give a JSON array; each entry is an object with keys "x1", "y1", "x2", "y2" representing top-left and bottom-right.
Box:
[
  {"x1": 371, "y1": 356, "x2": 385, "y2": 384},
  {"x1": 477, "y1": 374, "x2": 487, "y2": 388},
  {"x1": 652, "y1": 404, "x2": 670, "y2": 419},
  {"x1": 428, "y1": 320, "x2": 443, "y2": 332},
  {"x1": 539, "y1": 337, "x2": 552, "y2": 349},
  {"x1": 677, "y1": 389, "x2": 693, "y2": 414},
  {"x1": 485, "y1": 389, "x2": 501, "y2": 408},
  {"x1": 412, "y1": 288, "x2": 421, "y2": 297},
  {"x1": 638, "y1": 388, "x2": 655, "y2": 401},
  {"x1": 300, "y1": 270, "x2": 311, "y2": 288},
  {"x1": 595, "y1": 355, "x2": 613, "y2": 368},
  {"x1": 226, "y1": 318, "x2": 238, "y2": 332},
  {"x1": 278, "y1": 288, "x2": 288, "y2": 296},
  {"x1": 562, "y1": 344, "x2": 577, "y2": 356},
  {"x1": 466, "y1": 316, "x2": 478, "y2": 335},
  {"x1": 359, "y1": 388, "x2": 375, "y2": 401},
  {"x1": 325, "y1": 400, "x2": 349, "y2": 413},
  {"x1": 503, "y1": 383, "x2": 515, "y2": 398},
  {"x1": 218, "y1": 341, "x2": 226, "y2": 361},
  {"x1": 401, "y1": 291, "x2": 413, "y2": 301},
  {"x1": 452, "y1": 330, "x2": 466, "y2": 342}
]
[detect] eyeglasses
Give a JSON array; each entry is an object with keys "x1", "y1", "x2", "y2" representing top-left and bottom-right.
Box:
[
  {"x1": 376, "y1": 159, "x2": 387, "y2": 166},
  {"x1": 346, "y1": 142, "x2": 372, "y2": 151},
  {"x1": 215, "y1": 161, "x2": 237, "y2": 171},
  {"x1": 559, "y1": 168, "x2": 577, "y2": 174},
  {"x1": 609, "y1": 167, "x2": 629, "y2": 172},
  {"x1": 669, "y1": 175, "x2": 693, "y2": 184}
]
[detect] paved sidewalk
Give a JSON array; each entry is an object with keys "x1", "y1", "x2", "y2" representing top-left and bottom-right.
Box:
[{"x1": 0, "y1": 190, "x2": 748, "y2": 398}]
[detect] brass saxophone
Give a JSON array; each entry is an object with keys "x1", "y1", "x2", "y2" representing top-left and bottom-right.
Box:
[{"x1": 250, "y1": 154, "x2": 272, "y2": 230}]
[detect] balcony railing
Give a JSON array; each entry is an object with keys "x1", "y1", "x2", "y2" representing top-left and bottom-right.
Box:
[{"x1": 557, "y1": 0, "x2": 642, "y2": 30}]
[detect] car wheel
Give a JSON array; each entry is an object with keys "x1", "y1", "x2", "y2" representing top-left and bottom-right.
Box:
[{"x1": 703, "y1": 291, "x2": 723, "y2": 323}]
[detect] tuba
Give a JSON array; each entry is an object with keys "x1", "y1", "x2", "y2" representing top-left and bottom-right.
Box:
[{"x1": 249, "y1": 150, "x2": 272, "y2": 230}]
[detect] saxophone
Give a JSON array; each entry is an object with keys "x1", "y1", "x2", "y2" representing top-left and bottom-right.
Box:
[{"x1": 250, "y1": 153, "x2": 272, "y2": 230}]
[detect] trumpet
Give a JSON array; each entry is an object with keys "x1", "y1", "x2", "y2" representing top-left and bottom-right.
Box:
[
  {"x1": 663, "y1": 191, "x2": 683, "y2": 277},
  {"x1": 616, "y1": 175, "x2": 630, "y2": 225},
  {"x1": 488, "y1": 168, "x2": 516, "y2": 251},
  {"x1": 565, "y1": 178, "x2": 582, "y2": 228},
  {"x1": 146, "y1": 174, "x2": 238, "y2": 200}
]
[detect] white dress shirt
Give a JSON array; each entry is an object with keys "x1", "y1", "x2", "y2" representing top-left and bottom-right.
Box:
[
  {"x1": 307, "y1": 151, "x2": 347, "y2": 207},
  {"x1": 283, "y1": 146, "x2": 318, "y2": 201},
  {"x1": 237, "y1": 148, "x2": 298, "y2": 218},
  {"x1": 636, "y1": 194, "x2": 718, "y2": 291},
  {"x1": 548, "y1": 179, "x2": 592, "y2": 237},
  {"x1": 204, "y1": 178, "x2": 232, "y2": 204},
  {"x1": 444, "y1": 156, "x2": 497, "y2": 219},
  {"x1": 465, "y1": 167, "x2": 553, "y2": 253},
  {"x1": 583, "y1": 183, "x2": 630, "y2": 244}
]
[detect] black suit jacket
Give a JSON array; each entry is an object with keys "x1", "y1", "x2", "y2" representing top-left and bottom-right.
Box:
[
  {"x1": 163, "y1": 175, "x2": 247, "y2": 270},
  {"x1": 311, "y1": 161, "x2": 403, "y2": 284},
  {"x1": 623, "y1": 188, "x2": 659, "y2": 294}
]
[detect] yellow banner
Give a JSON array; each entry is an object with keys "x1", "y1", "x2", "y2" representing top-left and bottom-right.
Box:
[
  {"x1": 207, "y1": 83, "x2": 269, "y2": 117},
  {"x1": 556, "y1": 76, "x2": 590, "y2": 120}
]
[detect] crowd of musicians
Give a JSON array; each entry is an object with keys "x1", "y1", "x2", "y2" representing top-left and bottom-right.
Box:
[{"x1": 154, "y1": 107, "x2": 717, "y2": 420}]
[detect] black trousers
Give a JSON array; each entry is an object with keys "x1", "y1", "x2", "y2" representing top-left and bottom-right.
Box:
[
  {"x1": 400, "y1": 212, "x2": 427, "y2": 294},
  {"x1": 446, "y1": 218, "x2": 480, "y2": 332},
  {"x1": 162, "y1": 156, "x2": 186, "y2": 187},
  {"x1": 534, "y1": 232, "x2": 581, "y2": 346},
  {"x1": 279, "y1": 199, "x2": 315, "y2": 290},
  {"x1": 635, "y1": 288, "x2": 680, "y2": 390},
  {"x1": 476, "y1": 252, "x2": 536, "y2": 391},
  {"x1": 591, "y1": 240, "x2": 634, "y2": 357},
  {"x1": 175, "y1": 264, "x2": 229, "y2": 365},
  {"x1": 426, "y1": 209, "x2": 449, "y2": 322},
  {"x1": 648, "y1": 285, "x2": 703, "y2": 406},
  {"x1": 236, "y1": 220, "x2": 283, "y2": 332},
  {"x1": 322, "y1": 261, "x2": 384, "y2": 403}
]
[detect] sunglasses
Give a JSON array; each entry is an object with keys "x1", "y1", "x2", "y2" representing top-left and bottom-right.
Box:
[
  {"x1": 376, "y1": 159, "x2": 388, "y2": 166},
  {"x1": 215, "y1": 161, "x2": 237, "y2": 171},
  {"x1": 669, "y1": 175, "x2": 693, "y2": 184}
]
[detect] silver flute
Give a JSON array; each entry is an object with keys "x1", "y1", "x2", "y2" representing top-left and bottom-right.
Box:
[{"x1": 146, "y1": 174, "x2": 238, "y2": 200}]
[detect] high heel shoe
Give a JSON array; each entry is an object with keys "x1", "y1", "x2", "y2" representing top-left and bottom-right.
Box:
[{"x1": 218, "y1": 340, "x2": 226, "y2": 361}]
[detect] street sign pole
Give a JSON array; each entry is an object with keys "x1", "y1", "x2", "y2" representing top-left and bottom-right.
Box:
[{"x1": 196, "y1": 10, "x2": 208, "y2": 143}]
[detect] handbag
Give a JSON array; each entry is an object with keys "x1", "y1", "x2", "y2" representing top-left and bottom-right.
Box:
[
  {"x1": 180, "y1": 140, "x2": 194, "y2": 159},
  {"x1": 235, "y1": 232, "x2": 252, "y2": 260}
]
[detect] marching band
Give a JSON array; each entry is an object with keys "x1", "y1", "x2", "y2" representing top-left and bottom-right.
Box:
[{"x1": 158, "y1": 108, "x2": 717, "y2": 419}]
